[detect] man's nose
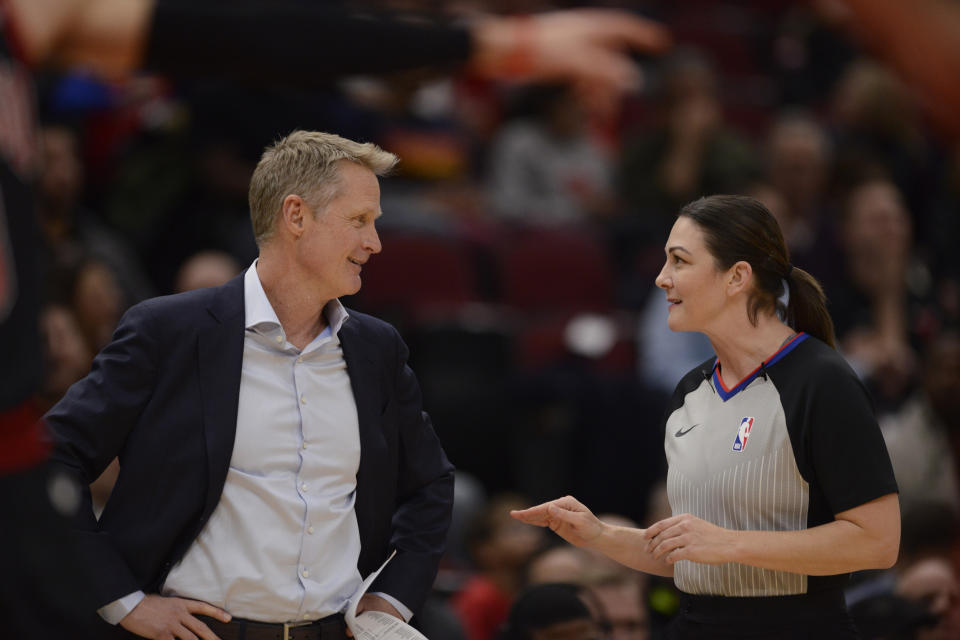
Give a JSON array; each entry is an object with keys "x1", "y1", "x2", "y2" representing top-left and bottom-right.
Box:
[{"x1": 366, "y1": 224, "x2": 382, "y2": 254}]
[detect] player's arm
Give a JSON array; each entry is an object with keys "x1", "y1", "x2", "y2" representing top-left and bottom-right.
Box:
[
  {"x1": 6, "y1": 0, "x2": 669, "y2": 94},
  {"x1": 838, "y1": 0, "x2": 960, "y2": 141},
  {"x1": 5, "y1": 0, "x2": 151, "y2": 75}
]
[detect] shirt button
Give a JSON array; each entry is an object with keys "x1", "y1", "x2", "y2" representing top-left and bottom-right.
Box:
[
  {"x1": 275, "y1": 335, "x2": 283, "y2": 343},
  {"x1": 308, "y1": 526, "x2": 315, "y2": 534},
  {"x1": 297, "y1": 356, "x2": 303, "y2": 363},
  {"x1": 302, "y1": 442, "x2": 308, "y2": 450},
  {"x1": 302, "y1": 569, "x2": 309, "y2": 578},
  {"x1": 300, "y1": 396, "x2": 307, "y2": 405},
  {"x1": 301, "y1": 483, "x2": 308, "y2": 492},
  {"x1": 304, "y1": 615, "x2": 311, "y2": 620}
]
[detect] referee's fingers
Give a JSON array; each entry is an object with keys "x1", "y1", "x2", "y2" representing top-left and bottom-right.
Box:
[
  {"x1": 645, "y1": 513, "x2": 681, "y2": 539},
  {"x1": 650, "y1": 533, "x2": 683, "y2": 560}
]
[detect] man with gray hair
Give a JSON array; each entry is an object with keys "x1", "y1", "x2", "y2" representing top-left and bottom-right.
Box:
[{"x1": 46, "y1": 130, "x2": 455, "y2": 640}]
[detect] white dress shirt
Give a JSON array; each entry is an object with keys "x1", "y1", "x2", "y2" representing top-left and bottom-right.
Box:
[{"x1": 99, "y1": 262, "x2": 411, "y2": 624}]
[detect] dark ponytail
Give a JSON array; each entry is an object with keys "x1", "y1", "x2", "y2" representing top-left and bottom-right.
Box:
[
  {"x1": 678, "y1": 195, "x2": 837, "y2": 348},
  {"x1": 785, "y1": 266, "x2": 836, "y2": 348}
]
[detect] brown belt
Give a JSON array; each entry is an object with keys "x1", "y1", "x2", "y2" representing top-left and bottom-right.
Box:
[{"x1": 196, "y1": 613, "x2": 347, "y2": 640}]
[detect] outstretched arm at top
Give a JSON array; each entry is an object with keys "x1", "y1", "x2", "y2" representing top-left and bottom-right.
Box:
[{"x1": 7, "y1": 0, "x2": 669, "y2": 99}]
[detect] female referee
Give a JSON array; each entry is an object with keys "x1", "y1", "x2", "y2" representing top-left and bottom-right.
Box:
[{"x1": 511, "y1": 195, "x2": 900, "y2": 639}]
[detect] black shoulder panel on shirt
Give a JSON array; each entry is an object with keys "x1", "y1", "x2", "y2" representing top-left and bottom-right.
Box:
[{"x1": 766, "y1": 336, "x2": 898, "y2": 520}]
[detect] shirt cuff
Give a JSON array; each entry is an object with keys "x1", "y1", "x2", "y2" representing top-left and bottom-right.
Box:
[
  {"x1": 98, "y1": 590, "x2": 146, "y2": 625},
  {"x1": 370, "y1": 591, "x2": 413, "y2": 622}
]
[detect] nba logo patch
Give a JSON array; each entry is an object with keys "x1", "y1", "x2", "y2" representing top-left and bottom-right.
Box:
[{"x1": 732, "y1": 417, "x2": 754, "y2": 452}]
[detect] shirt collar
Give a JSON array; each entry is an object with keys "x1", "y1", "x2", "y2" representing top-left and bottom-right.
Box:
[{"x1": 243, "y1": 260, "x2": 350, "y2": 335}]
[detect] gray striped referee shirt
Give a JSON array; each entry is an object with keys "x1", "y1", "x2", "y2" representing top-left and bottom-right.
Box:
[{"x1": 663, "y1": 333, "x2": 898, "y2": 597}]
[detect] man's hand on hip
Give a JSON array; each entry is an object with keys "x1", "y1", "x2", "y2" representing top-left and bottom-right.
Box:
[{"x1": 120, "y1": 594, "x2": 231, "y2": 640}]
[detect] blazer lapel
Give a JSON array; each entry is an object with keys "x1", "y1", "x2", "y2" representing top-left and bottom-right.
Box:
[
  {"x1": 339, "y1": 316, "x2": 380, "y2": 567},
  {"x1": 197, "y1": 274, "x2": 246, "y2": 519}
]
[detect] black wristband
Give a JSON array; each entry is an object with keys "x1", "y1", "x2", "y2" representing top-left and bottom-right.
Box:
[{"x1": 144, "y1": 0, "x2": 472, "y2": 85}]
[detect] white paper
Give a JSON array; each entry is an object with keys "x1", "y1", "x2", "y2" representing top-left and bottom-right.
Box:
[{"x1": 345, "y1": 551, "x2": 428, "y2": 640}]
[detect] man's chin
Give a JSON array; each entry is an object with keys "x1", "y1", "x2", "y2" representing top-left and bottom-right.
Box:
[{"x1": 344, "y1": 277, "x2": 362, "y2": 297}]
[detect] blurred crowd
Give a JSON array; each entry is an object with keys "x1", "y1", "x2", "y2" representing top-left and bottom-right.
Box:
[{"x1": 30, "y1": 0, "x2": 960, "y2": 638}]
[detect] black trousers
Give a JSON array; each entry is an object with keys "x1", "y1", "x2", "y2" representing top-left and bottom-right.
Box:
[{"x1": 669, "y1": 591, "x2": 861, "y2": 640}]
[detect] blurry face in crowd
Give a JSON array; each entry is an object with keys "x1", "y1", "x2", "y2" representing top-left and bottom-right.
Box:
[
  {"x1": 592, "y1": 582, "x2": 650, "y2": 640},
  {"x1": 655, "y1": 216, "x2": 728, "y2": 333},
  {"x1": 294, "y1": 160, "x2": 382, "y2": 301},
  {"x1": 40, "y1": 305, "x2": 92, "y2": 402},
  {"x1": 843, "y1": 180, "x2": 912, "y2": 261},
  {"x1": 39, "y1": 126, "x2": 83, "y2": 217},
  {"x1": 72, "y1": 261, "x2": 122, "y2": 352},
  {"x1": 530, "y1": 618, "x2": 602, "y2": 640},
  {"x1": 527, "y1": 547, "x2": 590, "y2": 585},
  {"x1": 175, "y1": 251, "x2": 240, "y2": 293},
  {"x1": 767, "y1": 123, "x2": 828, "y2": 211},
  {"x1": 747, "y1": 184, "x2": 790, "y2": 232},
  {"x1": 896, "y1": 557, "x2": 960, "y2": 640}
]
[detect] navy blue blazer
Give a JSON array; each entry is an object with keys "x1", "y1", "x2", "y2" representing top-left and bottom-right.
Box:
[{"x1": 46, "y1": 273, "x2": 454, "y2": 621}]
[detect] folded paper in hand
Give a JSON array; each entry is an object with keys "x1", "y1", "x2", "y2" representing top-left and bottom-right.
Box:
[{"x1": 345, "y1": 551, "x2": 429, "y2": 640}]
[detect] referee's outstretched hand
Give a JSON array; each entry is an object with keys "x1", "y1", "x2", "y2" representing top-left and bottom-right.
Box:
[{"x1": 511, "y1": 495, "x2": 605, "y2": 549}]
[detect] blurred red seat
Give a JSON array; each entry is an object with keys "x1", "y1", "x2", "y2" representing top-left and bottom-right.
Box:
[
  {"x1": 495, "y1": 227, "x2": 614, "y2": 313},
  {"x1": 356, "y1": 232, "x2": 478, "y2": 318}
]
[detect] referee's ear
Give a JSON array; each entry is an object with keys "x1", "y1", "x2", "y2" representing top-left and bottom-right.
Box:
[{"x1": 725, "y1": 260, "x2": 753, "y2": 297}]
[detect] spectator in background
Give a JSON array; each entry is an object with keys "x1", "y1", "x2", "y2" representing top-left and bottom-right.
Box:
[
  {"x1": 488, "y1": 83, "x2": 616, "y2": 226},
  {"x1": 69, "y1": 258, "x2": 123, "y2": 353},
  {"x1": 766, "y1": 2, "x2": 857, "y2": 107},
  {"x1": 37, "y1": 123, "x2": 155, "y2": 306},
  {"x1": 619, "y1": 48, "x2": 759, "y2": 239},
  {"x1": 589, "y1": 574, "x2": 650, "y2": 640},
  {"x1": 896, "y1": 555, "x2": 960, "y2": 640},
  {"x1": 761, "y1": 111, "x2": 841, "y2": 287},
  {"x1": 880, "y1": 332, "x2": 960, "y2": 516},
  {"x1": 831, "y1": 177, "x2": 929, "y2": 409},
  {"x1": 37, "y1": 303, "x2": 92, "y2": 411},
  {"x1": 526, "y1": 545, "x2": 593, "y2": 587},
  {"x1": 453, "y1": 494, "x2": 545, "y2": 640},
  {"x1": 38, "y1": 300, "x2": 119, "y2": 517},
  {"x1": 174, "y1": 250, "x2": 241, "y2": 293},
  {"x1": 860, "y1": 503, "x2": 960, "y2": 640},
  {"x1": 42, "y1": 251, "x2": 128, "y2": 356},
  {"x1": 830, "y1": 60, "x2": 944, "y2": 237},
  {"x1": 501, "y1": 583, "x2": 601, "y2": 640}
]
